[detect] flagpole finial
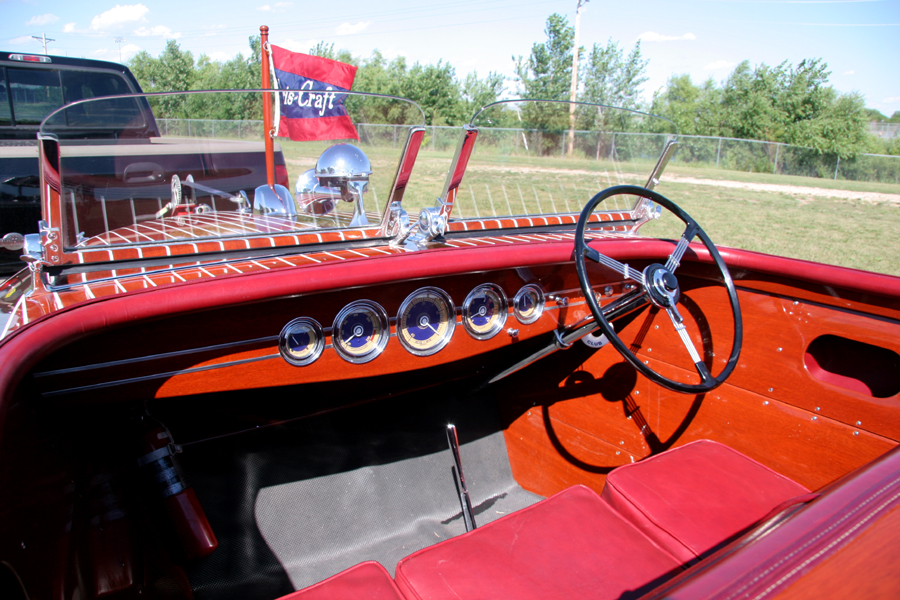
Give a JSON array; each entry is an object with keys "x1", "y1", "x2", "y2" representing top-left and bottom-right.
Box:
[{"x1": 260, "y1": 25, "x2": 269, "y2": 35}]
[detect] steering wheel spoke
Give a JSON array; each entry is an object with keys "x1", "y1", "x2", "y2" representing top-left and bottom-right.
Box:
[
  {"x1": 575, "y1": 185, "x2": 743, "y2": 394},
  {"x1": 664, "y1": 221, "x2": 698, "y2": 273},
  {"x1": 666, "y1": 306, "x2": 703, "y2": 365},
  {"x1": 585, "y1": 244, "x2": 645, "y2": 284}
]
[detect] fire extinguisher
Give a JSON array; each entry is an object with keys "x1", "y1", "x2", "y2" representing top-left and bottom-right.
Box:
[{"x1": 137, "y1": 413, "x2": 218, "y2": 561}]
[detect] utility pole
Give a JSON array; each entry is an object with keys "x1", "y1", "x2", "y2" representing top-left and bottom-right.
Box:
[
  {"x1": 32, "y1": 33, "x2": 55, "y2": 55},
  {"x1": 567, "y1": 0, "x2": 588, "y2": 158},
  {"x1": 114, "y1": 37, "x2": 126, "y2": 62}
]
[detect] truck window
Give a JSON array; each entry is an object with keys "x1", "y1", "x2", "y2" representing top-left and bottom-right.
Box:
[
  {"x1": 8, "y1": 67, "x2": 64, "y2": 125},
  {"x1": 7, "y1": 67, "x2": 142, "y2": 129},
  {"x1": 61, "y1": 70, "x2": 145, "y2": 129},
  {"x1": 0, "y1": 71, "x2": 10, "y2": 126}
]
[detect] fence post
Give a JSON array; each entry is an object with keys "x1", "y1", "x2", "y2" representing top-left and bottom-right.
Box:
[
  {"x1": 561, "y1": 131, "x2": 566, "y2": 158},
  {"x1": 716, "y1": 138, "x2": 722, "y2": 169},
  {"x1": 393, "y1": 125, "x2": 397, "y2": 149},
  {"x1": 834, "y1": 156, "x2": 840, "y2": 180},
  {"x1": 773, "y1": 144, "x2": 780, "y2": 174},
  {"x1": 432, "y1": 126, "x2": 436, "y2": 150}
]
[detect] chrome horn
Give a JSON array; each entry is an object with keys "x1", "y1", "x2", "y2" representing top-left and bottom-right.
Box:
[
  {"x1": 295, "y1": 169, "x2": 340, "y2": 217},
  {"x1": 253, "y1": 184, "x2": 297, "y2": 217},
  {"x1": 315, "y1": 144, "x2": 372, "y2": 227}
]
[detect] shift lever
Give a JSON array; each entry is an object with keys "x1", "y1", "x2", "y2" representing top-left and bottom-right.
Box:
[{"x1": 447, "y1": 424, "x2": 477, "y2": 531}]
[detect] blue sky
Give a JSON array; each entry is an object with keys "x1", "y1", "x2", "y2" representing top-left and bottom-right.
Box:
[{"x1": 4, "y1": 0, "x2": 899, "y2": 115}]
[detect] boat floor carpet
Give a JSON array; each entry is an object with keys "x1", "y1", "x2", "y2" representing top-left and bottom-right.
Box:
[{"x1": 174, "y1": 389, "x2": 542, "y2": 599}]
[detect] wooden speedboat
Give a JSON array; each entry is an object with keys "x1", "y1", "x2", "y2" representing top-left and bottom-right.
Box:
[{"x1": 0, "y1": 91, "x2": 897, "y2": 599}]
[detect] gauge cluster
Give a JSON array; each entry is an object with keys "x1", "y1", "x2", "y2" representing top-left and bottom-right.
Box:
[{"x1": 278, "y1": 282, "x2": 547, "y2": 366}]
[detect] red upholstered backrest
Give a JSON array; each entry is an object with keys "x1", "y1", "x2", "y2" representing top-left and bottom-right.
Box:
[{"x1": 602, "y1": 439, "x2": 810, "y2": 563}]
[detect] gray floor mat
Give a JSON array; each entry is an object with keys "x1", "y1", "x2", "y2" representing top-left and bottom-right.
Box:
[{"x1": 255, "y1": 431, "x2": 541, "y2": 589}]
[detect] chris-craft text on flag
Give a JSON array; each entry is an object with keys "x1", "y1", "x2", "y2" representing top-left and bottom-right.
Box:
[{"x1": 270, "y1": 45, "x2": 358, "y2": 141}]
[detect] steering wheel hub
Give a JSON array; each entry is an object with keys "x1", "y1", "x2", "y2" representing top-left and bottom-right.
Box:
[{"x1": 645, "y1": 264, "x2": 680, "y2": 309}]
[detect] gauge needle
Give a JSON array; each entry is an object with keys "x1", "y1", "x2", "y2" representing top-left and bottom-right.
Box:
[{"x1": 427, "y1": 323, "x2": 439, "y2": 334}]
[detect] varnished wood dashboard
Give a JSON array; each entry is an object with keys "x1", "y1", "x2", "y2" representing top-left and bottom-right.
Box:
[{"x1": 29, "y1": 261, "x2": 630, "y2": 403}]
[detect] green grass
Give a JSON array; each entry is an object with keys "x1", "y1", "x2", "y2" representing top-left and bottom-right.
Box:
[
  {"x1": 664, "y1": 163, "x2": 900, "y2": 195},
  {"x1": 643, "y1": 181, "x2": 900, "y2": 276}
]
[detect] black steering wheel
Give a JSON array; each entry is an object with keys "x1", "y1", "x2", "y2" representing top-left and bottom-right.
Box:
[{"x1": 574, "y1": 185, "x2": 742, "y2": 394}]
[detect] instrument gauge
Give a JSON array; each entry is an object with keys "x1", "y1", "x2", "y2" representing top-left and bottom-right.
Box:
[
  {"x1": 513, "y1": 284, "x2": 545, "y2": 324},
  {"x1": 333, "y1": 300, "x2": 390, "y2": 363},
  {"x1": 463, "y1": 284, "x2": 508, "y2": 340},
  {"x1": 279, "y1": 317, "x2": 325, "y2": 366},
  {"x1": 397, "y1": 287, "x2": 456, "y2": 356}
]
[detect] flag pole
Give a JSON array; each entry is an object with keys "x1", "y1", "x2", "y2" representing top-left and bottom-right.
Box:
[{"x1": 260, "y1": 25, "x2": 276, "y2": 190}]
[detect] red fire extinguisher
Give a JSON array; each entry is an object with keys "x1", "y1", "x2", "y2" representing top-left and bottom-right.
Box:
[{"x1": 137, "y1": 414, "x2": 218, "y2": 561}]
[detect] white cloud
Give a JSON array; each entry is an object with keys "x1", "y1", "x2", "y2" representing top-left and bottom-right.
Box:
[
  {"x1": 134, "y1": 25, "x2": 180, "y2": 38},
  {"x1": 843, "y1": 70, "x2": 855, "y2": 76},
  {"x1": 63, "y1": 23, "x2": 78, "y2": 33},
  {"x1": 638, "y1": 31, "x2": 696, "y2": 43},
  {"x1": 336, "y1": 21, "x2": 370, "y2": 36},
  {"x1": 884, "y1": 96, "x2": 900, "y2": 103},
  {"x1": 7, "y1": 35, "x2": 36, "y2": 46},
  {"x1": 26, "y1": 14, "x2": 59, "y2": 26},
  {"x1": 91, "y1": 4, "x2": 149, "y2": 31},
  {"x1": 121, "y1": 43, "x2": 141, "y2": 57},
  {"x1": 257, "y1": 4, "x2": 272, "y2": 10},
  {"x1": 207, "y1": 51, "x2": 232, "y2": 62},
  {"x1": 704, "y1": 60, "x2": 735, "y2": 71}
]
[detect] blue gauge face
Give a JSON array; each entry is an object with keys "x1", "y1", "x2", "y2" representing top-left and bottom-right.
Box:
[
  {"x1": 333, "y1": 301, "x2": 389, "y2": 363},
  {"x1": 463, "y1": 284, "x2": 507, "y2": 340},
  {"x1": 288, "y1": 328, "x2": 312, "y2": 352},
  {"x1": 339, "y1": 309, "x2": 380, "y2": 353},
  {"x1": 398, "y1": 288, "x2": 455, "y2": 356},
  {"x1": 514, "y1": 285, "x2": 544, "y2": 324},
  {"x1": 278, "y1": 317, "x2": 324, "y2": 366}
]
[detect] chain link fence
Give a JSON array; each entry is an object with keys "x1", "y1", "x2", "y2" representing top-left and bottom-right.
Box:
[{"x1": 157, "y1": 119, "x2": 900, "y2": 185}]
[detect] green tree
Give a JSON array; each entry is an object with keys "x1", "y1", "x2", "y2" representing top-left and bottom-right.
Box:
[
  {"x1": 128, "y1": 40, "x2": 195, "y2": 118},
  {"x1": 580, "y1": 39, "x2": 648, "y2": 110},
  {"x1": 513, "y1": 13, "x2": 576, "y2": 136},
  {"x1": 401, "y1": 61, "x2": 463, "y2": 125},
  {"x1": 461, "y1": 71, "x2": 505, "y2": 122},
  {"x1": 650, "y1": 75, "x2": 723, "y2": 135}
]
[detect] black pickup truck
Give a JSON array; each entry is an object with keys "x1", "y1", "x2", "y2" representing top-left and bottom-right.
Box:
[{"x1": 0, "y1": 52, "x2": 287, "y2": 276}]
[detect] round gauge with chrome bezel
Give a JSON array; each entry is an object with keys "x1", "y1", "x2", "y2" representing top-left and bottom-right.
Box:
[
  {"x1": 463, "y1": 284, "x2": 508, "y2": 340},
  {"x1": 513, "y1": 284, "x2": 545, "y2": 324},
  {"x1": 332, "y1": 300, "x2": 390, "y2": 363},
  {"x1": 279, "y1": 317, "x2": 325, "y2": 366},
  {"x1": 397, "y1": 287, "x2": 456, "y2": 356}
]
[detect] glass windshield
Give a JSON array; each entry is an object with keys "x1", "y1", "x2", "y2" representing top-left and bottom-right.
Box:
[
  {"x1": 451, "y1": 99, "x2": 677, "y2": 221},
  {"x1": 39, "y1": 90, "x2": 427, "y2": 251}
]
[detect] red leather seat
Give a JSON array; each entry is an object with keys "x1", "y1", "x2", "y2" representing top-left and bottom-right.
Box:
[
  {"x1": 395, "y1": 485, "x2": 682, "y2": 600},
  {"x1": 601, "y1": 439, "x2": 809, "y2": 563},
  {"x1": 277, "y1": 561, "x2": 406, "y2": 600}
]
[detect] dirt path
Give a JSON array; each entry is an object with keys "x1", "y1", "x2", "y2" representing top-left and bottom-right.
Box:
[{"x1": 665, "y1": 175, "x2": 900, "y2": 205}]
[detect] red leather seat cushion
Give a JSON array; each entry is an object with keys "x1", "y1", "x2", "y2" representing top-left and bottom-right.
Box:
[
  {"x1": 277, "y1": 561, "x2": 405, "y2": 600},
  {"x1": 395, "y1": 485, "x2": 682, "y2": 600},
  {"x1": 601, "y1": 439, "x2": 809, "y2": 563}
]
